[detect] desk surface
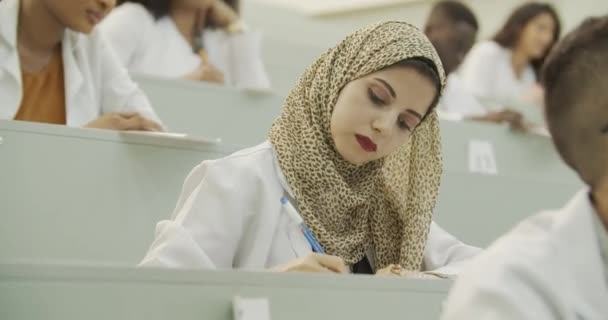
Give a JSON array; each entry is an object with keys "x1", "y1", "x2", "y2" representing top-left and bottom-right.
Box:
[{"x1": 0, "y1": 262, "x2": 451, "y2": 320}]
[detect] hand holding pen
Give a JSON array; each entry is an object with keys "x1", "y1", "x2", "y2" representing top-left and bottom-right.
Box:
[
  {"x1": 272, "y1": 197, "x2": 348, "y2": 274},
  {"x1": 271, "y1": 253, "x2": 348, "y2": 274}
]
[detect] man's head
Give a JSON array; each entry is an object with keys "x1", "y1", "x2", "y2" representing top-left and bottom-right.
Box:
[
  {"x1": 424, "y1": 1, "x2": 478, "y2": 75},
  {"x1": 542, "y1": 16, "x2": 608, "y2": 190}
]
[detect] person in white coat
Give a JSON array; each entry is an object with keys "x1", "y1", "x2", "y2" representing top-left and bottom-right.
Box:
[
  {"x1": 441, "y1": 16, "x2": 608, "y2": 319},
  {"x1": 100, "y1": 0, "x2": 270, "y2": 89},
  {"x1": 458, "y1": 3, "x2": 560, "y2": 115},
  {"x1": 424, "y1": 1, "x2": 526, "y2": 129},
  {"x1": 140, "y1": 21, "x2": 481, "y2": 277},
  {"x1": 422, "y1": 1, "x2": 485, "y2": 121},
  {"x1": 0, "y1": 0, "x2": 163, "y2": 131}
]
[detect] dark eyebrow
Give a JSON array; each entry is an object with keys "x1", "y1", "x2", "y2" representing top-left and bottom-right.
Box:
[
  {"x1": 374, "y1": 77, "x2": 396, "y2": 99},
  {"x1": 406, "y1": 109, "x2": 423, "y2": 120},
  {"x1": 602, "y1": 124, "x2": 608, "y2": 134}
]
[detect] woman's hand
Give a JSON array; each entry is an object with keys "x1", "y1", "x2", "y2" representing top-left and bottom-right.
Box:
[
  {"x1": 375, "y1": 264, "x2": 443, "y2": 279},
  {"x1": 271, "y1": 253, "x2": 349, "y2": 273},
  {"x1": 184, "y1": 63, "x2": 225, "y2": 84},
  {"x1": 84, "y1": 112, "x2": 163, "y2": 132},
  {"x1": 375, "y1": 264, "x2": 405, "y2": 276},
  {"x1": 470, "y1": 109, "x2": 526, "y2": 131}
]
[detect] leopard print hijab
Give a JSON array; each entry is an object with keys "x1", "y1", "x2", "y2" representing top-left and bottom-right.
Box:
[{"x1": 269, "y1": 21, "x2": 445, "y2": 270}]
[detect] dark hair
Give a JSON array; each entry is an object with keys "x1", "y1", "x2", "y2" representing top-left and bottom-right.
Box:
[
  {"x1": 493, "y1": 2, "x2": 561, "y2": 77},
  {"x1": 118, "y1": 0, "x2": 239, "y2": 25},
  {"x1": 397, "y1": 58, "x2": 443, "y2": 121},
  {"x1": 541, "y1": 16, "x2": 608, "y2": 186},
  {"x1": 430, "y1": 1, "x2": 479, "y2": 31}
]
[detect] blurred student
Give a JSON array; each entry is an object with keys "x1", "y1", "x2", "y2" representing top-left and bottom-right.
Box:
[
  {"x1": 459, "y1": 2, "x2": 560, "y2": 107},
  {"x1": 101, "y1": 0, "x2": 270, "y2": 89},
  {"x1": 425, "y1": 1, "x2": 525, "y2": 127},
  {"x1": 0, "y1": 0, "x2": 163, "y2": 131}
]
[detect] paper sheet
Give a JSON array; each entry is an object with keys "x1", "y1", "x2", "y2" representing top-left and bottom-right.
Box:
[
  {"x1": 233, "y1": 296, "x2": 272, "y2": 320},
  {"x1": 468, "y1": 140, "x2": 498, "y2": 175},
  {"x1": 123, "y1": 131, "x2": 222, "y2": 144}
]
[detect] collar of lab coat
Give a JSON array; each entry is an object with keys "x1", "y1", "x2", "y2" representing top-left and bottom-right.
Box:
[
  {"x1": 269, "y1": 142, "x2": 295, "y2": 198},
  {"x1": 0, "y1": 0, "x2": 85, "y2": 120},
  {"x1": 553, "y1": 189, "x2": 608, "y2": 306}
]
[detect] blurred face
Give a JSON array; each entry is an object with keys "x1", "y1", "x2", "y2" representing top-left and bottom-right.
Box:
[
  {"x1": 518, "y1": 12, "x2": 556, "y2": 59},
  {"x1": 43, "y1": 0, "x2": 115, "y2": 34},
  {"x1": 175, "y1": 0, "x2": 215, "y2": 10},
  {"x1": 426, "y1": 21, "x2": 477, "y2": 74},
  {"x1": 330, "y1": 65, "x2": 437, "y2": 166}
]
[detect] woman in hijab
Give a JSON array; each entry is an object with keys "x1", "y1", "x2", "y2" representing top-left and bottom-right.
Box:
[{"x1": 140, "y1": 21, "x2": 480, "y2": 276}]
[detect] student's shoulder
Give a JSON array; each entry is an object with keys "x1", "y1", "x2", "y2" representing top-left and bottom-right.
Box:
[
  {"x1": 98, "y1": 2, "x2": 155, "y2": 36},
  {"x1": 220, "y1": 140, "x2": 276, "y2": 168},
  {"x1": 106, "y1": 2, "x2": 155, "y2": 23},
  {"x1": 469, "y1": 40, "x2": 508, "y2": 59},
  {"x1": 444, "y1": 211, "x2": 565, "y2": 318},
  {"x1": 463, "y1": 210, "x2": 563, "y2": 288},
  {"x1": 195, "y1": 141, "x2": 277, "y2": 183}
]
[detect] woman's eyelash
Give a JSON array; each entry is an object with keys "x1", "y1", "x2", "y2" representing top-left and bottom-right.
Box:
[
  {"x1": 368, "y1": 88, "x2": 384, "y2": 105},
  {"x1": 398, "y1": 118, "x2": 411, "y2": 132}
]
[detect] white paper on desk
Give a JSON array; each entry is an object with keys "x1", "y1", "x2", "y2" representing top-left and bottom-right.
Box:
[
  {"x1": 233, "y1": 296, "x2": 272, "y2": 320},
  {"x1": 124, "y1": 131, "x2": 222, "y2": 144},
  {"x1": 203, "y1": 30, "x2": 272, "y2": 92},
  {"x1": 468, "y1": 140, "x2": 498, "y2": 175}
]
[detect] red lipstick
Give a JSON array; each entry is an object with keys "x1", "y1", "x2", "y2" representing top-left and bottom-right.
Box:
[{"x1": 355, "y1": 134, "x2": 377, "y2": 152}]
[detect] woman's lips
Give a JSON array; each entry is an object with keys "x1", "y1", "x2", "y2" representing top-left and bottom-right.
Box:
[{"x1": 355, "y1": 134, "x2": 377, "y2": 152}]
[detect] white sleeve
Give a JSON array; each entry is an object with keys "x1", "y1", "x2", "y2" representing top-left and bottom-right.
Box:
[
  {"x1": 203, "y1": 29, "x2": 271, "y2": 90},
  {"x1": 139, "y1": 160, "x2": 254, "y2": 269},
  {"x1": 422, "y1": 222, "x2": 482, "y2": 277},
  {"x1": 439, "y1": 75, "x2": 488, "y2": 118},
  {"x1": 441, "y1": 285, "x2": 555, "y2": 319},
  {"x1": 98, "y1": 3, "x2": 151, "y2": 68},
  {"x1": 95, "y1": 30, "x2": 164, "y2": 127},
  {"x1": 441, "y1": 259, "x2": 560, "y2": 320},
  {"x1": 458, "y1": 42, "x2": 499, "y2": 99}
]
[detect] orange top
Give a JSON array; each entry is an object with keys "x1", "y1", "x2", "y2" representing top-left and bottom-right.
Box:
[{"x1": 14, "y1": 46, "x2": 66, "y2": 125}]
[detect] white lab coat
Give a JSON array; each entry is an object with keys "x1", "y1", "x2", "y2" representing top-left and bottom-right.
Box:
[
  {"x1": 99, "y1": 3, "x2": 270, "y2": 90},
  {"x1": 441, "y1": 189, "x2": 608, "y2": 319},
  {"x1": 437, "y1": 74, "x2": 488, "y2": 121},
  {"x1": 141, "y1": 141, "x2": 481, "y2": 276},
  {"x1": 0, "y1": 0, "x2": 162, "y2": 127},
  {"x1": 458, "y1": 41, "x2": 536, "y2": 106}
]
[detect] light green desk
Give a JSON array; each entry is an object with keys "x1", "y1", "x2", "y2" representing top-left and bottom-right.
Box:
[
  {"x1": 435, "y1": 120, "x2": 581, "y2": 246},
  {"x1": 134, "y1": 77, "x2": 579, "y2": 244},
  {"x1": 131, "y1": 74, "x2": 563, "y2": 183},
  {"x1": 132, "y1": 75, "x2": 574, "y2": 177},
  {"x1": 0, "y1": 263, "x2": 450, "y2": 320},
  {"x1": 132, "y1": 74, "x2": 284, "y2": 148},
  {"x1": 440, "y1": 120, "x2": 575, "y2": 182},
  {"x1": 0, "y1": 118, "x2": 581, "y2": 266},
  {"x1": 0, "y1": 120, "x2": 233, "y2": 265}
]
